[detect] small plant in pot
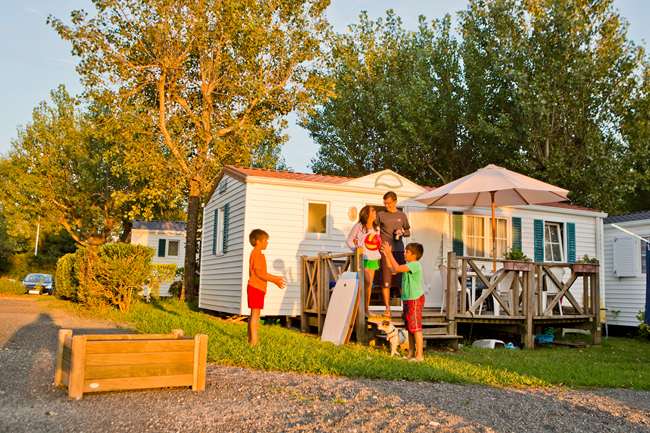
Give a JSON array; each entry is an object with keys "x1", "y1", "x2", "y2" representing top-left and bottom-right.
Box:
[
  {"x1": 574, "y1": 255, "x2": 599, "y2": 273},
  {"x1": 503, "y1": 249, "x2": 534, "y2": 271}
]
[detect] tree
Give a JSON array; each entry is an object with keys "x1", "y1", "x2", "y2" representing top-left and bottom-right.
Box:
[
  {"x1": 460, "y1": 0, "x2": 645, "y2": 212},
  {"x1": 50, "y1": 0, "x2": 330, "y2": 299},
  {"x1": 2, "y1": 86, "x2": 182, "y2": 248},
  {"x1": 306, "y1": 11, "x2": 464, "y2": 185}
]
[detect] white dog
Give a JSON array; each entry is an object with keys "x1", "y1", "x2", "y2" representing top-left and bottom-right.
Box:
[{"x1": 377, "y1": 320, "x2": 408, "y2": 356}]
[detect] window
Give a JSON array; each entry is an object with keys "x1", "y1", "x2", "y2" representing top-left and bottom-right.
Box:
[
  {"x1": 489, "y1": 219, "x2": 508, "y2": 258},
  {"x1": 215, "y1": 208, "x2": 225, "y2": 255},
  {"x1": 544, "y1": 222, "x2": 564, "y2": 262},
  {"x1": 464, "y1": 216, "x2": 508, "y2": 258},
  {"x1": 465, "y1": 216, "x2": 485, "y2": 257},
  {"x1": 168, "y1": 240, "x2": 179, "y2": 257},
  {"x1": 642, "y1": 237, "x2": 650, "y2": 274},
  {"x1": 307, "y1": 202, "x2": 328, "y2": 234}
]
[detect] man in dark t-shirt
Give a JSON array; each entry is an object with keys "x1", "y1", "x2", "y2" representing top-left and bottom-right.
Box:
[{"x1": 377, "y1": 191, "x2": 410, "y2": 318}]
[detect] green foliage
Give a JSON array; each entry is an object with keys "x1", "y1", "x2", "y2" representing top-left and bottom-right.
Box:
[
  {"x1": 0, "y1": 213, "x2": 16, "y2": 274},
  {"x1": 306, "y1": 11, "x2": 463, "y2": 185},
  {"x1": 637, "y1": 311, "x2": 650, "y2": 340},
  {"x1": 1, "y1": 87, "x2": 183, "y2": 248},
  {"x1": 0, "y1": 277, "x2": 26, "y2": 296},
  {"x1": 56, "y1": 243, "x2": 157, "y2": 311},
  {"x1": 148, "y1": 264, "x2": 177, "y2": 299},
  {"x1": 308, "y1": 2, "x2": 650, "y2": 214},
  {"x1": 504, "y1": 249, "x2": 530, "y2": 261},
  {"x1": 577, "y1": 255, "x2": 599, "y2": 264},
  {"x1": 55, "y1": 253, "x2": 77, "y2": 300},
  {"x1": 50, "y1": 0, "x2": 331, "y2": 299}
]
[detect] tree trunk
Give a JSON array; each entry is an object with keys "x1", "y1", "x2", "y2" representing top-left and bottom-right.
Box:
[
  {"x1": 119, "y1": 220, "x2": 133, "y2": 243},
  {"x1": 182, "y1": 178, "x2": 201, "y2": 302}
]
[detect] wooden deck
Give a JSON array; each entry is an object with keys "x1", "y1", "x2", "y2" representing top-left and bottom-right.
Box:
[{"x1": 300, "y1": 251, "x2": 601, "y2": 348}]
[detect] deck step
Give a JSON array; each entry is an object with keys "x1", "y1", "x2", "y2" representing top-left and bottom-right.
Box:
[{"x1": 422, "y1": 333, "x2": 462, "y2": 340}]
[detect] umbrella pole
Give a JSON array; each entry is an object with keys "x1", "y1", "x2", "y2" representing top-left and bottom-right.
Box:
[{"x1": 491, "y1": 191, "x2": 497, "y2": 272}]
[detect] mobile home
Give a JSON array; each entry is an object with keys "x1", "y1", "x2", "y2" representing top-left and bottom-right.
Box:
[
  {"x1": 603, "y1": 211, "x2": 650, "y2": 327},
  {"x1": 199, "y1": 166, "x2": 606, "y2": 316}
]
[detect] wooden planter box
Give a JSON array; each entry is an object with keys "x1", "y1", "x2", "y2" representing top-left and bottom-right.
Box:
[
  {"x1": 572, "y1": 263, "x2": 599, "y2": 274},
  {"x1": 54, "y1": 329, "x2": 208, "y2": 400},
  {"x1": 503, "y1": 260, "x2": 534, "y2": 272}
]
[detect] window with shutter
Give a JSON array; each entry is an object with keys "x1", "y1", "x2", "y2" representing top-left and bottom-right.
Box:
[
  {"x1": 511, "y1": 217, "x2": 522, "y2": 252},
  {"x1": 452, "y1": 212, "x2": 463, "y2": 257},
  {"x1": 567, "y1": 223, "x2": 576, "y2": 263},
  {"x1": 222, "y1": 203, "x2": 230, "y2": 254},
  {"x1": 534, "y1": 219, "x2": 544, "y2": 262},
  {"x1": 212, "y1": 209, "x2": 219, "y2": 255},
  {"x1": 158, "y1": 239, "x2": 166, "y2": 257}
]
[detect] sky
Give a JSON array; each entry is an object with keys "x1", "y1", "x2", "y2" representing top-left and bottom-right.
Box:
[{"x1": 1, "y1": 1, "x2": 649, "y2": 173}]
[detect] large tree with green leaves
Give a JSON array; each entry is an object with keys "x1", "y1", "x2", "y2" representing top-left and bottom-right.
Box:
[
  {"x1": 460, "y1": 0, "x2": 646, "y2": 212},
  {"x1": 1, "y1": 86, "x2": 181, "y2": 248},
  {"x1": 50, "y1": 0, "x2": 330, "y2": 299},
  {"x1": 309, "y1": 1, "x2": 649, "y2": 214},
  {"x1": 306, "y1": 11, "x2": 463, "y2": 185}
]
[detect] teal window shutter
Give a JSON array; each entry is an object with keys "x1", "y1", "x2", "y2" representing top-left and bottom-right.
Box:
[
  {"x1": 534, "y1": 219, "x2": 544, "y2": 262},
  {"x1": 452, "y1": 212, "x2": 464, "y2": 256},
  {"x1": 212, "y1": 209, "x2": 219, "y2": 255},
  {"x1": 222, "y1": 203, "x2": 230, "y2": 254},
  {"x1": 158, "y1": 239, "x2": 166, "y2": 257},
  {"x1": 567, "y1": 222, "x2": 576, "y2": 263},
  {"x1": 512, "y1": 217, "x2": 522, "y2": 252}
]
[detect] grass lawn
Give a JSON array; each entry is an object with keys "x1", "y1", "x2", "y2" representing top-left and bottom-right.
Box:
[{"x1": 31, "y1": 296, "x2": 650, "y2": 390}]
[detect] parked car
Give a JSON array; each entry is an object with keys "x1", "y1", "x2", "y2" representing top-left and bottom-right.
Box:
[{"x1": 22, "y1": 273, "x2": 54, "y2": 295}]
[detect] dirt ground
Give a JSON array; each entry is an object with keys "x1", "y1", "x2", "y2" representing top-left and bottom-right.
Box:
[{"x1": 1, "y1": 296, "x2": 649, "y2": 433}]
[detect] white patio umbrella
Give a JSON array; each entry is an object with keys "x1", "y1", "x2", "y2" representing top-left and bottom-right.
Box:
[{"x1": 414, "y1": 164, "x2": 569, "y2": 270}]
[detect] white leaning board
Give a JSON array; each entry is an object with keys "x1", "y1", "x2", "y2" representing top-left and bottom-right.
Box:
[{"x1": 321, "y1": 272, "x2": 359, "y2": 345}]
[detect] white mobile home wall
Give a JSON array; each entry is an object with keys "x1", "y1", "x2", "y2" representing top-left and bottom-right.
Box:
[
  {"x1": 131, "y1": 228, "x2": 185, "y2": 296},
  {"x1": 604, "y1": 220, "x2": 650, "y2": 327}
]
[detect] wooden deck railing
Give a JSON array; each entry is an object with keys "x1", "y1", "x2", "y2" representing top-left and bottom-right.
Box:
[
  {"x1": 300, "y1": 250, "x2": 367, "y2": 343},
  {"x1": 446, "y1": 252, "x2": 601, "y2": 347}
]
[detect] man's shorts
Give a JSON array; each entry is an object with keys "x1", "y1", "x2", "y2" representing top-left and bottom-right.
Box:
[
  {"x1": 247, "y1": 284, "x2": 266, "y2": 310},
  {"x1": 402, "y1": 295, "x2": 425, "y2": 333},
  {"x1": 380, "y1": 250, "x2": 405, "y2": 289}
]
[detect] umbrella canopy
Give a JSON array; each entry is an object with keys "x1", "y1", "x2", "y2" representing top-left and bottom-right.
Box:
[
  {"x1": 415, "y1": 164, "x2": 569, "y2": 207},
  {"x1": 415, "y1": 164, "x2": 569, "y2": 268}
]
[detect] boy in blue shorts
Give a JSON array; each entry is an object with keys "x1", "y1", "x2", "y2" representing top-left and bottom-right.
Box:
[{"x1": 382, "y1": 241, "x2": 425, "y2": 361}]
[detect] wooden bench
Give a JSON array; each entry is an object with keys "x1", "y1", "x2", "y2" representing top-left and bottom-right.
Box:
[{"x1": 54, "y1": 329, "x2": 208, "y2": 399}]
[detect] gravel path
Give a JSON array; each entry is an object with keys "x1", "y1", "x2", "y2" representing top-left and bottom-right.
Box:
[{"x1": 1, "y1": 296, "x2": 649, "y2": 433}]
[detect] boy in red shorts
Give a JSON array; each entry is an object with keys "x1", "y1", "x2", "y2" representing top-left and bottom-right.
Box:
[
  {"x1": 381, "y1": 241, "x2": 425, "y2": 361},
  {"x1": 247, "y1": 229, "x2": 285, "y2": 346}
]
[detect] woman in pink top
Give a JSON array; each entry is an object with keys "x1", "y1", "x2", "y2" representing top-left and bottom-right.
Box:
[{"x1": 346, "y1": 205, "x2": 381, "y2": 313}]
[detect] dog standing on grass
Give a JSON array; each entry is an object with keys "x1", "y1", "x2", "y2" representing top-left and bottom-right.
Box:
[{"x1": 377, "y1": 320, "x2": 409, "y2": 356}]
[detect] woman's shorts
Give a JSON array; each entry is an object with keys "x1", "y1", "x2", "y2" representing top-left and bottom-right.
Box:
[
  {"x1": 402, "y1": 295, "x2": 425, "y2": 333},
  {"x1": 364, "y1": 259, "x2": 380, "y2": 271},
  {"x1": 247, "y1": 284, "x2": 266, "y2": 310}
]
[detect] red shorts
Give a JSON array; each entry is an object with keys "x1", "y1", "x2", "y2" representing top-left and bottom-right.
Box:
[
  {"x1": 247, "y1": 284, "x2": 266, "y2": 310},
  {"x1": 402, "y1": 295, "x2": 425, "y2": 333}
]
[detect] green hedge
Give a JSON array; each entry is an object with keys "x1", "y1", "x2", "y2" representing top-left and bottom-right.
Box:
[
  {"x1": 55, "y1": 243, "x2": 164, "y2": 311},
  {"x1": 54, "y1": 253, "x2": 77, "y2": 299}
]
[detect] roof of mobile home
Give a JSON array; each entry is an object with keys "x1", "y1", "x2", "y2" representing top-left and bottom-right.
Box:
[
  {"x1": 217, "y1": 165, "x2": 603, "y2": 215},
  {"x1": 604, "y1": 210, "x2": 650, "y2": 224}
]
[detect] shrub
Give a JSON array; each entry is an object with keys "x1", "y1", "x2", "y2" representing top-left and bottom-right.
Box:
[
  {"x1": 55, "y1": 253, "x2": 77, "y2": 299},
  {"x1": 92, "y1": 243, "x2": 154, "y2": 311},
  {"x1": 638, "y1": 311, "x2": 650, "y2": 340},
  {"x1": 168, "y1": 280, "x2": 183, "y2": 298},
  {"x1": 504, "y1": 248, "x2": 530, "y2": 261},
  {"x1": 148, "y1": 264, "x2": 177, "y2": 298}
]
